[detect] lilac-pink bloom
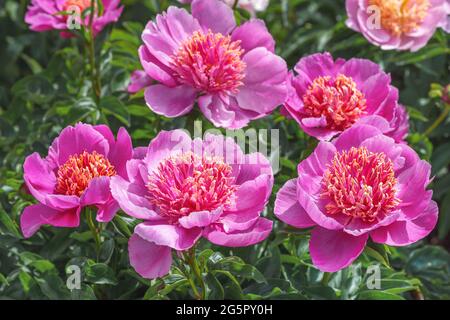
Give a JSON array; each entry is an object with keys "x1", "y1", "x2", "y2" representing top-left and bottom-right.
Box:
[
  {"x1": 178, "y1": 0, "x2": 270, "y2": 17},
  {"x1": 346, "y1": 0, "x2": 449, "y2": 52},
  {"x1": 128, "y1": 70, "x2": 152, "y2": 94},
  {"x1": 283, "y1": 52, "x2": 409, "y2": 142},
  {"x1": 25, "y1": 0, "x2": 123, "y2": 38},
  {"x1": 137, "y1": 0, "x2": 287, "y2": 129},
  {"x1": 111, "y1": 129, "x2": 273, "y2": 279},
  {"x1": 274, "y1": 123, "x2": 438, "y2": 272},
  {"x1": 20, "y1": 123, "x2": 134, "y2": 238}
]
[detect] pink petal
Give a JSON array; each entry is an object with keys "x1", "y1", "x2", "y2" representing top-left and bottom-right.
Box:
[
  {"x1": 236, "y1": 47, "x2": 287, "y2": 114},
  {"x1": 231, "y1": 19, "x2": 275, "y2": 53},
  {"x1": 128, "y1": 233, "x2": 172, "y2": 279},
  {"x1": 23, "y1": 152, "x2": 56, "y2": 205},
  {"x1": 110, "y1": 175, "x2": 161, "y2": 221},
  {"x1": 310, "y1": 227, "x2": 368, "y2": 272},
  {"x1": 274, "y1": 179, "x2": 315, "y2": 228},
  {"x1": 144, "y1": 84, "x2": 196, "y2": 117},
  {"x1": 178, "y1": 208, "x2": 222, "y2": 229},
  {"x1": 134, "y1": 221, "x2": 202, "y2": 251},
  {"x1": 191, "y1": 0, "x2": 236, "y2": 34},
  {"x1": 21, "y1": 204, "x2": 80, "y2": 238},
  {"x1": 204, "y1": 217, "x2": 272, "y2": 247},
  {"x1": 370, "y1": 201, "x2": 438, "y2": 246}
]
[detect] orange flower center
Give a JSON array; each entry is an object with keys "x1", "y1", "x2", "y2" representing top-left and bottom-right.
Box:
[
  {"x1": 368, "y1": 0, "x2": 430, "y2": 36},
  {"x1": 147, "y1": 152, "x2": 238, "y2": 224},
  {"x1": 55, "y1": 151, "x2": 116, "y2": 196},
  {"x1": 63, "y1": 0, "x2": 93, "y2": 13},
  {"x1": 322, "y1": 147, "x2": 400, "y2": 222},
  {"x1": 171, "y1": 30, "x2": 246, "y2": 95},
  {"x1": 302, "y1": 74, "x2": 367, "y2": 131}
]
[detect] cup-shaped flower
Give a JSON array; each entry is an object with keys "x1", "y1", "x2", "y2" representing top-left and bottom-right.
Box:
[
  {"x1": 20, "y1": 123, "x2": 134, "y2": 238},
  {"x1": 111, "y1": 130, "x2": 273, "y2": 279},
  {"x1": 274, "y1": 123, "x2": 438, "y2": 272},
  {"x1": 137, "y1": 0, "x2": 287, "y2": 129},
  {"x1": 283, "y1": 52, "x2": 409, "y2": 142},
  {"x1": 346, "y1": 0, "x2": 449, "y2": 52},
  {"x1": 25, "y1": 0, "x2": 123, "y2": 38}
]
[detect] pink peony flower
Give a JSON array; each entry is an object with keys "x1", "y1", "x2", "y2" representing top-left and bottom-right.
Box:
[
  {"x1": 128, "y1": 70, "x2": 152, "y2": 94},
  {"x1": 178, "y1": 0, "x2": 270, "y2": 17},
  {"x1": 20, "y1": 123, "x2": 134, "y2": 238},
  {"x1": 25, "y1": 0, "x2": 123, "y2": 38},
  {"x1": 274, "y1": 123, "x2": 438, "y2": 272},
  {"x1": 283, "y1": 52, "x2": 409, "y2": 142},
  {"x1": 138, "y1": 0, "x2": 287, "y2": 129},
  {"x1": 346, "y1": 0, "x2": 449, "y2": 52},
  {"x1": 111, "y1": 130, "x2": 273, "y2": 279}
]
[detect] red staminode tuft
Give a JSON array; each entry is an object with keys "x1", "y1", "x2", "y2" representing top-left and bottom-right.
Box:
[
  {"x1": 322, "y1": 146, "x2": 400, "y2": 222},
  {"x1": 147, "y1": 152, "x2": 238, "y2": 224},
  {"x1": 302, "y1": 74, "x2": 367, "y2": 131},
  {"x1": 55, "y1": 151, "x2": 116, "y2": 196},
  {"x1": 171, "y1": 30, "x2": 246, "y2": 95}
]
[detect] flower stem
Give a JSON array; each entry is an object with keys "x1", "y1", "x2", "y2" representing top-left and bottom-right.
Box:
[
  {"x1": 185, "y1": 248, "x2": 206, "y2": 300},
  {"x1": 423, "y1": 103, "x2": 450, "y2": 137},
  {"x1": 233, "y1": 0, "x2": 240, "y2": 10},
  {"x1": 86, "y1": 0, "x2": 101, "y2": 104},
  {"x1": 321, "y1": 272, "x2": 331, "y2": 286},
  {"x1": 86, "y1": 207, "x2": 101, "y2": 261}
]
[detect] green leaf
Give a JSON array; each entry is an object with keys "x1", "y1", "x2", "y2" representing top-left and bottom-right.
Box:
[
  {"x1": 205, "y1": 273, "x2": 224, "y2": 300},
  {"x1": 256, "y1": 246, "x2": 281, "y2": 279},
  {"x1": 100, "y1": 96, "x2": 130, "y2": 126},
  {"x1": 11, "y1": 75, "x2": 54, "y2": 104},
  {"x1": 357, "y1": 290, "x2": 405, "y2": 300},
  {"x1": 438, "y1": 191, "x2": 450, "y2": 240},
  {"x1": 70, "y1": 284, "x2": 97, "y2": 300},
  {"x1": 216, "y1": 257, "x2": 266, "y2": 284},
  {"x1": 0, "y1": 205, "x2": 21, "y2": 238},
  {"x1": 112, "y1": 215, "x2": 132, "y2": 237},
  {"x1": 30, "y1": 259, "x2": 56, "y2": 273},
  {"x1": 364, "y1": 244, "x2": 391, "y2": 268},
  {"x1": 0, "y1": 273, "x2": 9, "y2": 286},
  {"x1": 19, "y1": 271, "x2": 33, "y2": 293},
  {"x1": 99, "y1": 239, "x2": 115, "y2": 263},
  {"x1": 85, "y1": 262, "x2": 118, "y2": 285}
]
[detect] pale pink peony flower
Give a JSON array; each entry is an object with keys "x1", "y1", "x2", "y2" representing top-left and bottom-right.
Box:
[
  {"x1": 20, "y1": 123, "x2": 134, "y2": 238},
  {"x1": 346, "y1": 0, "x2": 449, "y2": 51},
  {"x1": 138, "y1": 0, "x2": 287, "y2": 129},
  {"x1": 275, "y1": 123, "x2": 438, "y2": 272},
  {"x1": 111, "y1": 130, "x2": 273, "y2": 279},
  {"x1": 283, "y1": 52, "x2": 409, "y2": 142},
  {"x1": 25, "y1": 0, "x2": 123, "y2": 38}
]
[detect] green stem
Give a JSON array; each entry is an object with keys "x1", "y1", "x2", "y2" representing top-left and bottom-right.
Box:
[
  {"x1": 86, "y1": 207, "x2": 101, "y2": 261},
  {"x1": 186, "y1": 248, "x2": 206, "y2": 300},
  {"x1": 185, "y1": 110, "x2": 199, "y2": 136},
  {"x1": 321, "y1": 272, "x2": 331, "y2": 286},
  {"x1": 233, "y1": 0, "x2": 239, "y2": 10},
  {"x1": 86, "y1": 0, "x2": 101, "y2": 104},
  {"x1": 423, "y1": 103, "x2": 450, "y2": 137},
  {"x1": 179, "y1": 259, "x2": 201, "y2": 300}
]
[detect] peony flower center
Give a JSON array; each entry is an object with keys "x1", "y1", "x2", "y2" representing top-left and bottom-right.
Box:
[
  {"x1": 146, "y1": 152, "x2": 238, "y2": 224},
  {"x1": 369, "y1": 0, "x2": 430, "y2": 36},
  {"x1": 322, "y1": 147, "x2": 400, "y2": 222},
  {"x1": 302, "y1": 74, "x2": 367, "y2": 131},
  {"x1": 55, "y1": 151, "x2": 116, "y2": 196},
  {"x1": 171, "y1": 30, "x2": 246, "y2": 95},
  {"x1": 63, "y1": 0, "x2": 93, "y2": 13}
]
